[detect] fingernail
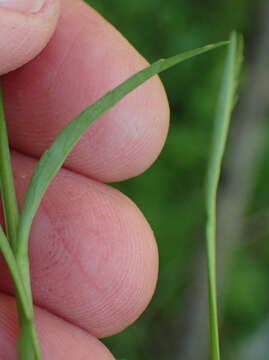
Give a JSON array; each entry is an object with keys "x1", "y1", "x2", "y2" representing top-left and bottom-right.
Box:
[{"x1": 0, "y1": 0, "x2": 46, "y2": 13}]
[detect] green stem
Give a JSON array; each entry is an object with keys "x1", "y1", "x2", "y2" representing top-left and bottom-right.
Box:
[
  {"x1": 0, "y1": 226, "x2": 30, "y2": 317},
  {"x1": 0, "y1": 85, "x2": 42, "y2": 359},
  {"x1": 0, "y1": 226, "x2": 41, "y2": 358},
  {"x1": 206, "y1": 216, "x2": 221, "y2": 360},
  {"x1": 17, "y1": 312, "x2": 42, "y2": 360},
  {"x1": 0, "y1": 85, "x2": 19, "y2": 251},
  {"x1": 205, "y1": 32, "x2": 243, "y2": 360},
  {"x1": 17, "y1": 301, "x2": 42, "y2": 360},
  {"x1": 16, "y1": 254, "x2": 42, "y2": 360},
  {"x1": 0, "y1": 221, "x2": 42, "y2": 359}
]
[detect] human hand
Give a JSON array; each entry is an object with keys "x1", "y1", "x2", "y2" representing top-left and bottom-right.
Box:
[{"x1": 0, "y1": 0, "x2": 169, "y2": 358}]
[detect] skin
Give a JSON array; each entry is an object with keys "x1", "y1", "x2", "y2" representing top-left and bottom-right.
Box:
[{"x1": 0, "y1": 0, "x2": 170, "y2": 358}]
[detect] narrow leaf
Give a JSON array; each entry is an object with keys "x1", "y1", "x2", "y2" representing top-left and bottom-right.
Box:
[
  {"x1": 205, "y1": 32, "x2": 244, "y2": 360},
  {"x1": 17, "y1": 40, "x2": 228, "y2": 257}
]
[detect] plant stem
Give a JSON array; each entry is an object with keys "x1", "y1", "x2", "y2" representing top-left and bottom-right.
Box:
[
  {"x1": 0, "y1": 85, "x2": 19, "y2": 251},
  {"x1": 16, "y1": 255, "x2": 42, "y2": 360},
  {"x1": 0, "y1": 226, "x2": 30, "y2": 317},
  {"x1": 17, "y1": 305, "x2": 42, "y2": 360},
  {"x1": 205, "y1": 32, "x2": 243, "y2": 360},
  {"x1": 206, "y1": 216, "x2": 221, "y2": 360},
  {"x1": 0, "y1": 85, "x2": 42, "y2": 359},
  {"x1": 0, "y1": 214, "x2": 41, "y2": 359}
]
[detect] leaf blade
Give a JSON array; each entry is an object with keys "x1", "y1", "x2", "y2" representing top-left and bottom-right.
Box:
[{"x1": 17, "y1": 40, "x2": 228, "y2": 257}]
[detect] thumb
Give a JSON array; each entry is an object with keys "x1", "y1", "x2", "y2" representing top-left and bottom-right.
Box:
[{"x1": 0, "y1": 0, "x2": 60, "y2": 75}]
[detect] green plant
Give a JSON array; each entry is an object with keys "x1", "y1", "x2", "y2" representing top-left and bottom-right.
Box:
[
  {"x1": 205, "y1": 32, "x2": 243, "y2": 360},
  {"x1": 0, "y1": 32, "x2": 242, "y2": 359}
]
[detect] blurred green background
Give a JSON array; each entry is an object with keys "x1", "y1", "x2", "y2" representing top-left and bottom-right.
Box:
[{"x1": 85, "y1": 1, "x2": 269, "y2": 359}]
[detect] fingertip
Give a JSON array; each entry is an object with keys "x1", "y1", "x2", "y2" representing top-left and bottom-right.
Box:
[
  {"x1": 0, "y1": 0, "x2": 60, "y2": 75},
  {"x1": 0, "y1": 294, "x2": 116, "y2": 360},
  {"x1": 3, "y1": 0, "x2": 170, "y2": 181},
  {"x1": 0, "y1": 152, "x2": 159, "y2": 337}
]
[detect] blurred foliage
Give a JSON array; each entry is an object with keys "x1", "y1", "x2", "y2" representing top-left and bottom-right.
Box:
[{"x1": 84, "y1": 1, "x2": 268, "y2": 359}]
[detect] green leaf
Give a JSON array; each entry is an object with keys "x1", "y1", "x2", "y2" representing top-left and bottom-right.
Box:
[
  {"x1": 205, "y1": 32, "x2": 244, "y2": 360},
  {"x1": 16, "y1": 40, "x2": 228, "y2": 257}
]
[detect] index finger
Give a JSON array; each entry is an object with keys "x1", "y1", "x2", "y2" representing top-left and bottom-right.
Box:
[{"x1": 4, "y1": 0, "x2": 170, "y2": 182}]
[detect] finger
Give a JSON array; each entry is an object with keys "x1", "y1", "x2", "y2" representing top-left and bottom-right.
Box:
[
  {"x1": 0, "y1": 152, "x2": 158, "y2": 338},
  {"x1": 0, "y1": 0, "x2": 60, "y2": 75},
  {"x1": 0, "y1": 293, "x2": 115, "y2": 359},
  {"x1": 4, "y1": 0, "x2": 170, "y2": 182}
]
